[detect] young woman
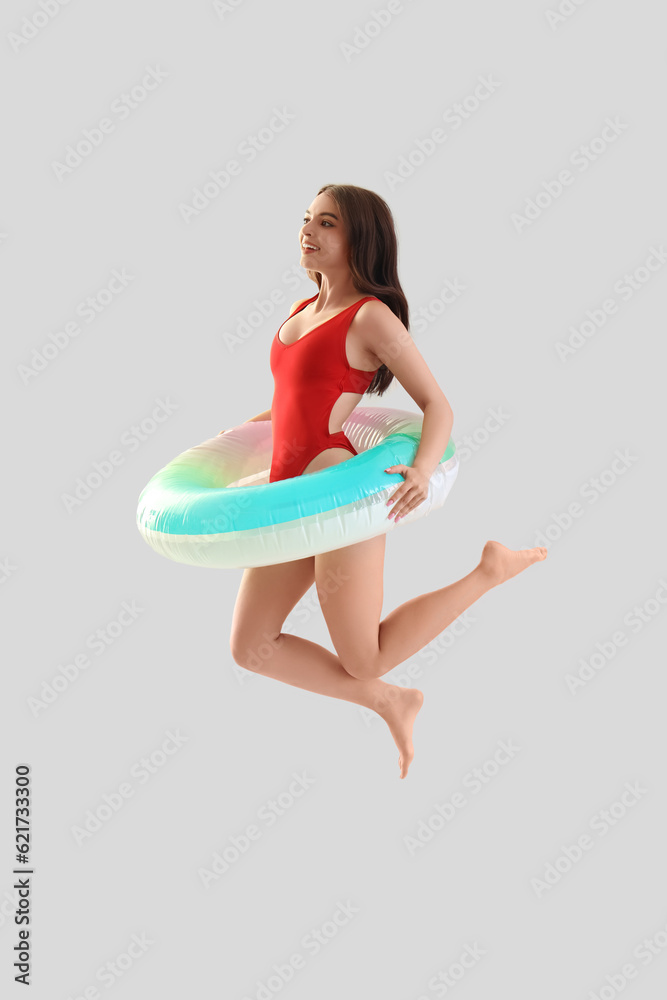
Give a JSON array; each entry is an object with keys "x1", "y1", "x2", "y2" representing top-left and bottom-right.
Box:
[{"x1": 225, "y1": 184, "x2": 546, "y2": 779}]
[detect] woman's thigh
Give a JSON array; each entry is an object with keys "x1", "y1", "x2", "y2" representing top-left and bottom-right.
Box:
[
  {"x1": 229, "y1": 554, "x2": 315, "y2": 660},
  {"x1": 302, "y1": 447, "x2": 354, "y2": 476}
]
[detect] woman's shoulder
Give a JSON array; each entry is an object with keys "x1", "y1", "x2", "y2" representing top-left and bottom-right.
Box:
[
  {"x1": 288, "y1": 295, "x2": 316, "y2": 313},
  {"x1": 357, "y1": 295, "x2": 394, "y2": 319}
]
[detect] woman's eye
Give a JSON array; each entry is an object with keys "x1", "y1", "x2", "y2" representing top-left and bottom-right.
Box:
[{"x1": 302, "y1": 217, "x2": 331, "y2": 225}]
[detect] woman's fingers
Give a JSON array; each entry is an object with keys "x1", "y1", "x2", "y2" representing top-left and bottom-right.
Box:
[
  {"x1": 384, "y1": 465, "x2": 429, "y2": 520},
  {"x1": 385, "y1": 465, "x2": 408, "y2": 519}
]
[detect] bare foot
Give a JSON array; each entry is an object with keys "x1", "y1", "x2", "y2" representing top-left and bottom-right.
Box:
[
  {"x1": 375, "y1": 686, "x2": 424, "y2": 779},
  {"x1": 478, "y1": 539, "x2": 547, "y2": 587}
]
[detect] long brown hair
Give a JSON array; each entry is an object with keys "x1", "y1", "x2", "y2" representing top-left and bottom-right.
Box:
[{"x1": 305, "y1": 184, "x2": 408, "y2": 396}]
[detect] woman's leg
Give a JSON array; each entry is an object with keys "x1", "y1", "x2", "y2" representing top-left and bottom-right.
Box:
[
  {"x1": 315, "y1": 538, "x2": 548, "y2": 681},
  {"x1": 229, "y1": 549, "x2": 422, "y2": 778}
]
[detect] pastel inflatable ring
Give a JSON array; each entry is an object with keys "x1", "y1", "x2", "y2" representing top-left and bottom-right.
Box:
[{"x1": 136, "y1": 406, "x2": 459, "y2": 569}]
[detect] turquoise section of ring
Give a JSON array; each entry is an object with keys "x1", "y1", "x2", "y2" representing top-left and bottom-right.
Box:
[{"x1": 137, "y1": 433, "x2": 456, "y2": 536}]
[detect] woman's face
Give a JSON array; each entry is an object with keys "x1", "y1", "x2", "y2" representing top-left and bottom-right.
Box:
[{"x1": 299, "y1": 192, "x2": 349, "y2": 271}]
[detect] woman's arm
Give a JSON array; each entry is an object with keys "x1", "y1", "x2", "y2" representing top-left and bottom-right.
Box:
[
  {"x1": 410, "y1": 399, "x2": 453, "y2": 477},
  {"x1": 244, "y1": 408, "x2": 272, "y2": 423},
  {"x1": 361, "y1": 301, "x2": 453, "y2": 476},
  {"x1": 218, "y1": 408, "x2": 272, "y2": 434}
]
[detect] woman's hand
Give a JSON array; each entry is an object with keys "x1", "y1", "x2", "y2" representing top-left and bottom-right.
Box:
[{"x1": 384, "y1": 465, "x2": 430, "y2": 520}]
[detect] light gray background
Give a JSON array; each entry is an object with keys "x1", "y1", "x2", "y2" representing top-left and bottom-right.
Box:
[{"x1": 3, "y1": 0, "x2": 666, "y2": 997}]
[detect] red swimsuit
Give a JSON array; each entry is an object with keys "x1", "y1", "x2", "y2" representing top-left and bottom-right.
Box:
[{"x1": 269, "y1": 294, "x2": 380, "y2": 482}]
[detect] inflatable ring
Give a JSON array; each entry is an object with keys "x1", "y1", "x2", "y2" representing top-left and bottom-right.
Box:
[{"x1": 136, "y1": 406, "x2": 459, "y2": 569}]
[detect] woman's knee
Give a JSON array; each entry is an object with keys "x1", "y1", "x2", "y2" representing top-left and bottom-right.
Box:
[
  {"x1": 229, "y1": 627, "x2": 283, "y2": 670},
  {"x1": 229, "y1": 558, "x2": 316, "y2": 668},
  {"x1": 339, "y1": 655, "x2": 382, "y2": 681}
]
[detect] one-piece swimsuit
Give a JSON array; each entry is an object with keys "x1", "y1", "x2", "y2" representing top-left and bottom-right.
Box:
[{"x1": 268, "y1": 294, "x2": 380, "y2": 482}]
